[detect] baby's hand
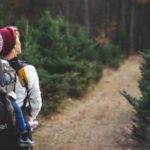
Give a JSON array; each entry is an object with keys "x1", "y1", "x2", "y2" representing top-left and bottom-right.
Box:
[{"x1": 28, "y1": 118, "x2": 39, "y2": 131}]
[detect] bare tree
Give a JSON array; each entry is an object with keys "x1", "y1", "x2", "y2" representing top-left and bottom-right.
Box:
[
  {"x1": 65, "y1": 0, "x2": 70, "y2": 21},
  {"x1": 84, "y1": 0, "x2": 90, "y2": 33},
  {"x1": 121, "y1": 0, "x2": 126, "y2": 29},
  {"x1": 129, "y1": 0, "x2": 136, "y2": 54}
]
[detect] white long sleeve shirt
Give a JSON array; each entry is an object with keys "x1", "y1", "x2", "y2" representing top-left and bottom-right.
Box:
[
  {"x1": 15, "y1": 65, "x2": 42, "y2": 120},
  {"x1": 2, "y1": 60, "x2": 42, "y2": 120}
]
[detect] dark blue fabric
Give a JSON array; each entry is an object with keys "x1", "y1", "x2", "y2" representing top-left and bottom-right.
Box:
[
  {"x1": 11, "y1": 99, "x2": 26, "y2": 133},
  {"x1": 4, "y1": 73, "x2": 27, "y2": 133}
]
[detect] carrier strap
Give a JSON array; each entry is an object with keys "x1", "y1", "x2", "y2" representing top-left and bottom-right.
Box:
[{"x1": 9, "y1": 57, "x2": 32, "y2": 116}]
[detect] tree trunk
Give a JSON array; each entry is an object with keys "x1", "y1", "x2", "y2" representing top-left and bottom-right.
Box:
[
  {"x1": 121, "y1": 0, "x2": 126, "y2": 29},
  {"x1": 129, "y1": 0, "x2": 136, "y2": 54},
  {"x1": 84, "y1": 0, "x2": 90, "y2": 33},
  {"x1": 65, "y1": 0, "x2": 70, "y2": 21}
]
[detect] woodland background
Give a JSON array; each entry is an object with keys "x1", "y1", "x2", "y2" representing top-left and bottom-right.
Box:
[
  {"x1": 1, "y1": 0, "x2": 150, "y2": 53},
  {"x1": 0, "y1": 0, "x2": 150, "y2": 114}
]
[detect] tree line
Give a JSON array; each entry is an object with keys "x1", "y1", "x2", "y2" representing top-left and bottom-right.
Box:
[
  {"x1": 0, "y1": 0, "x2": 150, "y2": 54},
  {"x1": 1, "y1": 1, "x2": 150, "y2": 146}
]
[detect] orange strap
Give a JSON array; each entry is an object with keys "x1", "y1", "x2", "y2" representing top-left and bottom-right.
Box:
[{"x1": 18, "y1": 67, "x2": 27, "y2": 87}]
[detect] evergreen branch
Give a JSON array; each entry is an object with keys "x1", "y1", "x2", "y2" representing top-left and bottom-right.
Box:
[{"x1": 120, "y1": 90, "x2": 139, "y2": 108}]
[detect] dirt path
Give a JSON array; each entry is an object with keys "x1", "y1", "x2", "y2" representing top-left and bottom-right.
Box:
[{"x1": 33, "y1": 55, "x2": 143, "y2": 150}]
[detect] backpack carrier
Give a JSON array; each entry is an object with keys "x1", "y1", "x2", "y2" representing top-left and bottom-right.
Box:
[{"x1": 0, "y1": 59, "x2": 33, "y2": 150}]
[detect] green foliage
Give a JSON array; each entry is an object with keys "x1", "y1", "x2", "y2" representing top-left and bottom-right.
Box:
[
  {"x1": 121, "y1": 49, "x2": 150, "y2": 142},
  {"x1": 98, "y1": 43, "x2": 124, "y2": 68},
  {"x1": 111, "y1": 25, "x2": 127, "y2": 51},
  {"x1": 16, "y1": 18, "x2": 40, "y2": 66},
  {"x1": 41, "y1": 96, "x2": 61, "y2": 115},
  {"x1": 16, "y1": 12, "x2": 103, "y2": 114},
  {"x1": 120, "y1": 91, "x2": 139, "y2": 109},
  {"x1": 14, "y1": 12, "x2": 124, "y2": 115}
]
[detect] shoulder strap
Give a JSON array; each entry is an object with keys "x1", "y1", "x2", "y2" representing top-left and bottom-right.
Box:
[
  {"x1": 9, "y1": 57, "x2": 28, "y2": 87},
  {"x1": 17, "y1": 67, "x2": 31, "y2": 114},
  {"x1": 17, "y1": 64, "x2": 32, "y2": 116},
  {"x1": 9, "y1": 58, "x2": 32, "y2": 115},
  {"x1": 17, "y1": 67, "x2": 28, "y2": 87}
]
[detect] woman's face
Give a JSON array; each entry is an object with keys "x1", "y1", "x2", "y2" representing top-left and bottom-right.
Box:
[{"x1": 14, "y1": 32, "x2": 21, "y2": 55}]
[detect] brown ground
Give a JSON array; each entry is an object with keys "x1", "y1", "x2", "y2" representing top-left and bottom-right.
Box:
[{"x1": 33, "y1": 55, "x2": 143, "y2": 150}]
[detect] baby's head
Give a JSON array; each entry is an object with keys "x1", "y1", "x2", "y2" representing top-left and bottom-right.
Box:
[{"x1": 0, "y1": 26, "x2": 21, "y2": 60}]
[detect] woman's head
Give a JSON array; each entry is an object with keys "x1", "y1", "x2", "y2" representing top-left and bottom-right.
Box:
[{"x1": 0, "y1": 26, "x2": 21, "y2": 60}]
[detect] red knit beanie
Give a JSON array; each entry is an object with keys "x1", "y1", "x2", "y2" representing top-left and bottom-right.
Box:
[{"x1": 0, "y1": 27, "x2": 16, "y2": 57}]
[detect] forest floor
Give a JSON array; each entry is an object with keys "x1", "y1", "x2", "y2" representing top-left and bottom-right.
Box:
[{"x1": 33, "y1": 55, "x2": 144, "y2": 150}]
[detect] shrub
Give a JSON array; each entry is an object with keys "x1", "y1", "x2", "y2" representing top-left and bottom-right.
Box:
[
  {"x1": 121, "y1": 49, "x2": 150, "y2": 143},
  {"x1": 19, "y1": 12, "x2": 103, "y2": 114},
  {"x1": 17, "y1": 12, "x2": 124, "y2": 115},
  {"x1": 98, "y1": 43, "x2": 124, "y2": 68}
]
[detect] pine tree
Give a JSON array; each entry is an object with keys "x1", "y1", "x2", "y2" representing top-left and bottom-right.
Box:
[{"x1": 121, "y1": 50, "x2": 150, "y2": 142}]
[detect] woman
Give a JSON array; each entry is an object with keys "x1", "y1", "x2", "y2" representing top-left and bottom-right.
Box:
[{"x1": 0, "y1": 26, "x2": 42, "y2": 147}]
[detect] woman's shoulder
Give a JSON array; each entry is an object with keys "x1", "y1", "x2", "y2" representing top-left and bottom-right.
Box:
[
  {"x1": 24, "y1": 64, "x2": 38, "y2": 77},
  {"x1": 24, "y1": 64, "x2": 36, "y2": 72}
]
